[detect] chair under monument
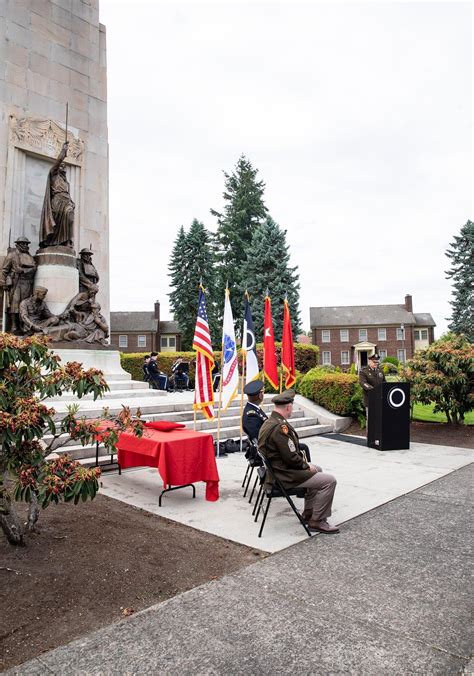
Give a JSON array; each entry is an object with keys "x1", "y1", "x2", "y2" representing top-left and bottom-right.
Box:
[{"x1": 253, "y1": 450, "x2": 312, "y2": 538}]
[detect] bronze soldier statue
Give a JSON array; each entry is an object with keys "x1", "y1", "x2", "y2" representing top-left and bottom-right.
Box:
[
  {"x1": 77, "y1": 248, "x2": 100, "y2": 293},
  {"x1": 19, "y1": 287, "x2": 60, "y2": 335},
  {"x1": 0, "y1": 236, "x2": 37, "y2": 334},
  {"x1": 39, "y1": 142, "x2": 75, "y2": 249}
]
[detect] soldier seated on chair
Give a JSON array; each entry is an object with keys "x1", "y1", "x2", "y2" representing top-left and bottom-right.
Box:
[{"x1": 258, "y1": 389, "x2": 339, "y2": 534}]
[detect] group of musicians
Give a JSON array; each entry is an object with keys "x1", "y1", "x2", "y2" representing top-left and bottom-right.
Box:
[{"x1": 143, "y1": 354, "x2": 221, "y2": 392}]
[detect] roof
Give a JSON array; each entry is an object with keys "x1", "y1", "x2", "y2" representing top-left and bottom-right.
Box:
[
  {"x1": 160, "y1": 320, "x2": 180, "y2": 334},
  {"x1": 110, "y1": 312, "x2": 158, "y2": 332},
  {"x1": 310, "y1": 304, "x2": 435, "y2": 328},
  {"x1": 414, "y1": 313, "x2": 436, "y2": 327}
]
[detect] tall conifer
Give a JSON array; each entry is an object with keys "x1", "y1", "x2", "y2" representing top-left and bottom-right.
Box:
[{"x1": 445, "y1": 219, "x2": 474, "y2": 342}]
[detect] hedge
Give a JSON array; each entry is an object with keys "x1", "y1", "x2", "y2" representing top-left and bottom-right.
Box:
[
  {"x1": 120, "y1": 343, "x2": 319, "y2": 383},
  {"x1": 297, "y1": 368, "x2": 360, "y2": 416}
]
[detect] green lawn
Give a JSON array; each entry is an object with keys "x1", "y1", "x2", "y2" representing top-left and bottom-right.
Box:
[{"x1": 411, "y1": 402, "x2": 474, "y2": 425}]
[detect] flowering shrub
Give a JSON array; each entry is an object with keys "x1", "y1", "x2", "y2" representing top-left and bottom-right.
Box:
[{"x1": 0, "y1": 334, "x2": 143, "y2": 546}]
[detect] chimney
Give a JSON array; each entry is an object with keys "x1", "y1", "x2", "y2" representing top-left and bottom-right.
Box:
[
  {"x1": 404, "y1": 294, "x2": 413, "y2": 312},
  {"x1": 154, "y1": 300, "x2": 160, "y2": 321}
]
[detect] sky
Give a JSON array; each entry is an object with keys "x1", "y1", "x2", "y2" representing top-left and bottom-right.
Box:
[{"x1": 99, "y1": 0, "x2": 472, "y2": 336}]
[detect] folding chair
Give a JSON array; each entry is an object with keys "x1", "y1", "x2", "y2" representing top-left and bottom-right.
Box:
[
  {"x1": 254, "y1": 450, "x2": 312, "y2": 538},
  {"x1": 242, "y1": 439, "x2": 263, "y2": 499}
]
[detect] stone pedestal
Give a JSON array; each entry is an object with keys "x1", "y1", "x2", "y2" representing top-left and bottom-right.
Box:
[
  {"x1": 35, "y1": 246, "x2": 79, "y2": 315},
  {"x1": 55, "y1": 347, "x2": 132, "y2": 381}
]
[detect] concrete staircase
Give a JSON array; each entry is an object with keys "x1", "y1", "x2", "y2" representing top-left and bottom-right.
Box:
[{"x1": 44, "y1": 387, "x2": 336, "y2": 467}]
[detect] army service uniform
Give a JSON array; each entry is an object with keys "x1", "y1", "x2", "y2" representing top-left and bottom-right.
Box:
[
  {"x1": 258, "y1": 411, "x2": 337, "y2": 522},
  {"x1": 242, "y1": 402, "x2": 268, "y2": 442},
  {"x1": 359, "y1": 364, "x2": 386, "y2": 407}
]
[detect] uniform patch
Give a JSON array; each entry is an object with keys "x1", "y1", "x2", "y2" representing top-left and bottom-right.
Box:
[
  {"x1": 281, "y1": 424, "x2": 289, "y2": 434},
  {"x1": 288, "y1": 439, "x2": 297, "y2": 453}
]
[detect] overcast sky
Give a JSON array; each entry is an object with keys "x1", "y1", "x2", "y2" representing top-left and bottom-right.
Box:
[{"x1": 99, "y1": 0, "x2": 472, "y2": 335}]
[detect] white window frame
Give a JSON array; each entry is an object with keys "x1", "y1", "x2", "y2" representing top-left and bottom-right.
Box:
[
  {"x1": 137, "y1": 335, "x2": 146, "y2": 348},
  {"x1": 378, "y1": 349, "x2": 387, "y2": 360},
  {"x1": 378, "y1": 328, "x2": 387, "y2": 341},
  {"x1": 340, "y1": 350, "x2": 350, "y2": 365},
  {"x1": 321, "y1": 329, "x2": 331, "y2": 343},
  {"x1": 359, "y1": 328, "x2": 367, "y2": 341},
  {"x1": 397, "y1": 349, "x2": 406, "y2": 363},
  {"x1": 396, "y1": 328, "x2": 405, "y2": 340},
  {"x1": 415, "y1": 328, "x2": 428, "y2": 340},
  {"x1": 322, "y1": 351, "x2": 331, "y2": 365},
  {"x1": 118, "y1": 335, "x2": 128, "y2": 348},
  {"x1": 340, "y1": 329, "x2": 349, "y2": 342}
]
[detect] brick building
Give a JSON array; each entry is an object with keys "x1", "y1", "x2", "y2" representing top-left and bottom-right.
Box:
[
  {"x1": 110, "y1": 301, "x2": 182, "y2": 354},
  {"x1": 310, "y1": 295, "x2": 435, "y2": 370}
]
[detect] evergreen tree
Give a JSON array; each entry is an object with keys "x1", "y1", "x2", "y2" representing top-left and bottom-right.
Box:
[
  {"x1": 212, "y1": 155, "x2": 268, "y2": 317},
  {"x1": 168, "y1": 220, "x2": 219, "y2": 350},
  {"x1": 239, "y1": 216, "x2": 301, "y2": 341},
  {"x1": 445, "y1": 220, "x2": 474, "y2": 342}
]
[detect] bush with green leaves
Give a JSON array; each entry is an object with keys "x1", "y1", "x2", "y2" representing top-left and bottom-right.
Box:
[
  {"x1": 0, "y1": 334, "x2": 143, "y2": 546},
  {"x1": 297, "y1": 368, "x2": 359, "y2": 416},
  {"x1": 401, "y1": 333, "x2": 474, "y2": 424}
]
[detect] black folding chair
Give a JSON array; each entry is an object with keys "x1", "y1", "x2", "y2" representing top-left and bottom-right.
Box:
[
  {"x1": 254, "y1": 450, "x2": 312, "y2": 538},
  {"x1": 242, "y1": 439, "x2": 263, "y2": 500}
]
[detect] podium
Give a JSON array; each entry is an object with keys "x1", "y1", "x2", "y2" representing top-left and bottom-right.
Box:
[{"x1": 367, "y1": 382, "x2": 410, "y2": 451}]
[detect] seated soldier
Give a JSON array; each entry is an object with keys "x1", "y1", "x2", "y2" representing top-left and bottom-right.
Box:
[
  {"x1": 148, "y1": 353, "x2": 168, "y2": 391},
  {"x1": 258, "y1": 389, "x2": 339, "y2": 534}
]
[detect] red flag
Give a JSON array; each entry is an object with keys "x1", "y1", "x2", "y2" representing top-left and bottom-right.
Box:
[
  {"x1": 192, "y1": 286, "x2": 215, "y2": 419},
  {"x1": 263, "y1": 294, "x2": 278, "y2": 390},
  {"x1": 281, "y1": 297, "x2": 296, "y2": 389}
]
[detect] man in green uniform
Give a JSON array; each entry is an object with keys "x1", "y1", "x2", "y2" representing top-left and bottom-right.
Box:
[
  {"x1": 359, "y1": 353, "x2": 386, "y2": 415},
  {"x1": 258, "y1": 390, "x2": 339, "y2": 534}
]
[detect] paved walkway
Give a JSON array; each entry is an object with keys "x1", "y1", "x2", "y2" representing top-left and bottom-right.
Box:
[{"x1": 10, "y1": 462, "x2": 472, "y2": 674}]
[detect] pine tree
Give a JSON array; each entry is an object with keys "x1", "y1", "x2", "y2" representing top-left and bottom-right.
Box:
[
  {"x1": 239, "y1": 216, "x2": 301, "y2": 341},
  {"x1": 212, "y1": 155, "x2": 268, "y2": 317},
  {"x1": 168, "y1": 220, "x2": 219, "y2": 350},
  {"x1": 445, "y1": 220, "x2": 474, "y2": 342}
]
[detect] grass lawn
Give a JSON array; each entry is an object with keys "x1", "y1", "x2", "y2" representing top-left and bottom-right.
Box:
[{"x1": 412, "y1": 402, "x2": 474, "y2": 425}]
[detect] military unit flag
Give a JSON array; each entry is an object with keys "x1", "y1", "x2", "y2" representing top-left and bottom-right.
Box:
[
  {"x1": 220, "y1": 288, "x2": 239, "y2": 410},
  {"x1": 263, "y1": 293, "x2": 279, "y2": 390},
  {"x1": 242, "y1": 294, "x2": 259, "y2": 384},
  {"x1": 192, "y1": 285, "x2": 215, "y2": 420},
  {"x1": 281, "y1": 296, "x2": 296, "y2": 388}
]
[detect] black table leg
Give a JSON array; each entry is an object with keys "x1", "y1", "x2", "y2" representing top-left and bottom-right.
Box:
[{"x1": 159, "y1": 483, "x2": 196, "y2": 507}]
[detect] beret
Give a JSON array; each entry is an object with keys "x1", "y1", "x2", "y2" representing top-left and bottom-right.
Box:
[
  {"x1": 244, "y1": 379, "x2": 264, "y2": 396},
  {"x1": 272, "y1": 389, "x2": 295, "y2": 405}
]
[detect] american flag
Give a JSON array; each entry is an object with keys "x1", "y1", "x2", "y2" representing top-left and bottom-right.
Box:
[{"x1": 192, "y1": 286, "x2": 215, "y2": 420}]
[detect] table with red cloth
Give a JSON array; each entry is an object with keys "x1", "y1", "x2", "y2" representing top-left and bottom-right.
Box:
[{"x1": 116, "y1": 427, "x2": 219, "y2": 501}]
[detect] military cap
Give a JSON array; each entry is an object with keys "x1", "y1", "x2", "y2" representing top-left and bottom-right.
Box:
[
  {"x1": 243, "y1": 379, "x2": 264, "y2": 396},
  {"x1": 272, "y1": 389, "x2": 296, "y2": 405},
  {"x1": 15, "y1": 236, "x2": 31, "y2": 244},
  {"x1": 368, "y1": 353, "x2": 380, "y2": 361},
  {"x1": 79, "y1": 247, "x2": 93, "y2": 255}
]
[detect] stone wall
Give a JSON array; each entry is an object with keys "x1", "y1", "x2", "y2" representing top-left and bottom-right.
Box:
[{"x1": 0, "y1": 0, "x2": 109, "y2": 320}]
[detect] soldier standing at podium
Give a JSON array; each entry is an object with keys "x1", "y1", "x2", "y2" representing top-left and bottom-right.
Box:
[{"x1": 359, "y1": 353, "x2": 386, "y2": 421}]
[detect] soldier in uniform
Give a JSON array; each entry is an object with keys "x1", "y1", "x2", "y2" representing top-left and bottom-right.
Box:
[
  {"x1": 77, "y1": 248, "x2": 100, "y2": 293},
  {"x1": 242, "y1": 380, "x2": 268, "y2": 442},
  {"x1": 359, "y1": 353, "x2": 386, "y2": 415},
  {"x1": 258, "y1": 389, "x2": 339, "y2": 534},
  {"x1": 0, "y1": 236, "x2": 37, "y2": 333}
]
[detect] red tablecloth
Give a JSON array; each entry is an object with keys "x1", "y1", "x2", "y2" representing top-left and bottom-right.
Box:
[{"x1": 116, "y1": 427, "x2": 219, "y2": 501}]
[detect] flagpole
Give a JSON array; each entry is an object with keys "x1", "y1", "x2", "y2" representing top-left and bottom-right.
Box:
[
  {"x1": 216, "y1": 343, "x2": 224, "y2": 457},
  {"x1": 239, "y1": 348, "x2": 246, "y2": 452}
]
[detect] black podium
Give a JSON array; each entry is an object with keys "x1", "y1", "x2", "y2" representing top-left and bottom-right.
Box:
[{"x1": 367, "y1": 382, "x2": 410, "y2": 451}]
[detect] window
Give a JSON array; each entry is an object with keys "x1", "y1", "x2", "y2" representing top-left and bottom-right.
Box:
[
  {"x1": 169, "y1": 336, "x2": 176, "y2": 348},
  {"x1": 359, "y1": 328, "x2": 367, "y2": 341},
  {"x1": 414, "y1": 329, "x2": 428, "y2": 340},
  {"x1": 137, "y1": 335, "x2": 146, "y2": 348},
  {"x1": 340, "y1": 350, "x2": 350, "y2": 365},
  {"x1": 396, "y1": 327, "x2": 405, "y2": 340},
  {"x1": 161, "y1": 337, "x2": 168, "y2": 348},
  {"x1": 118, "y1": 335, "x2": 128, "y2": 348},
  {"x1": 340, "y1": 329, "x2": 349, "y2": 342},
  {"x1": 378, "y1": 349, "x2": 387, "y2": 360},
  {"x1": 322, "y1": 330, "x2": 331, "y2": 343},
  {"x1": 378, "y1": 328, "x2": 387, "y2": 341},
  {"x1": 322, "y1": 351, "x2": 331, "y2": 365},
  {"x1": 397, "y1": 349, "x2": 406, "y2": 363}
]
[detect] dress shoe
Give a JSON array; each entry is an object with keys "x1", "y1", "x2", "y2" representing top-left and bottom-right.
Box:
[{"x1": 307, "y1": 520, "x2": 340, "y2": 534}]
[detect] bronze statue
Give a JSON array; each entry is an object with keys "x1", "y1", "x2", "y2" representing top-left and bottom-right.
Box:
[
  {"x1": 77, "y1": 248, "x2": 99, "y2": 293},
  {"x1": 39, "y1": 142, "x2": 75, "y2": 249},
  {"x1": 19, "y1": 287, "x2": 60, "y2": 334},
  {"x1": 1, "y1": 236, "x2": 37, "y2": 333}
]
